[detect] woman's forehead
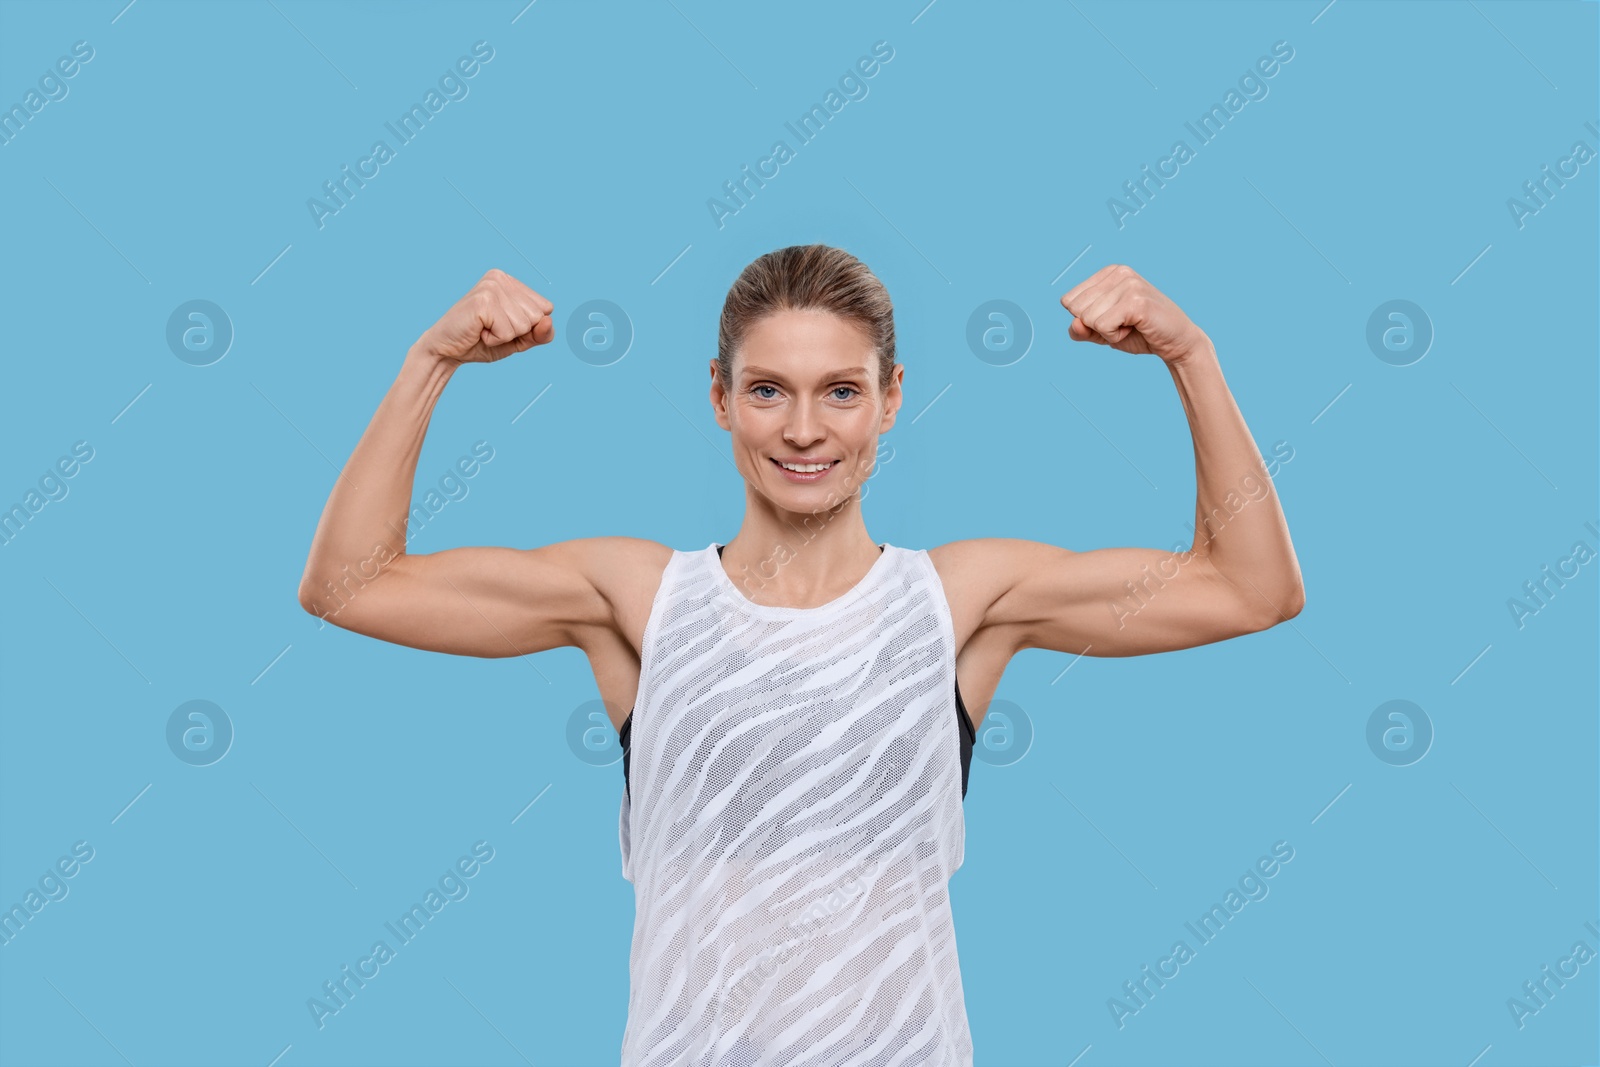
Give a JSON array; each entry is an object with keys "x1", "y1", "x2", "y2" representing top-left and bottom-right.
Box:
[{"x1": 739, "y1": 311, "x2": 876, "y2": 371}]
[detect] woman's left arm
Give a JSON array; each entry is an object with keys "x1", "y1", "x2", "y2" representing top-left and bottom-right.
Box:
[{"x1": 935, "y1": 263, "x2": 1304, "y2": 659}]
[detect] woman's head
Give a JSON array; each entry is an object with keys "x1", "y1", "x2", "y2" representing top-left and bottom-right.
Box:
[{"x1": 711, "y1": 244, "x2": 903, "y2": 513}]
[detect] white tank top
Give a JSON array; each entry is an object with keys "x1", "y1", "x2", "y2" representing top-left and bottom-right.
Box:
[{"x1": 618, "y1": 541, "x2": 973, "y2": 1065}]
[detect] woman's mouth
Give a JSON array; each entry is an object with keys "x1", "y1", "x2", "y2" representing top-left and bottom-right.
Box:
[{"x1": 772, "y1": 458, "x2": 836, "y2": 483}]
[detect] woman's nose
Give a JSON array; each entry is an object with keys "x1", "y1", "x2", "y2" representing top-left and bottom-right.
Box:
[{"x1": 785, "y1": 402, "x2": 822, "y2": 442}]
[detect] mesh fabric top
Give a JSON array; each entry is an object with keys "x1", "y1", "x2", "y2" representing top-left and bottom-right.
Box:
[{"x1": 618, "y1": 542, "x2": 972, "y2": 1065}]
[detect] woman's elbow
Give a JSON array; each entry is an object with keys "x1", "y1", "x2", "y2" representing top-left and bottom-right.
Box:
[
  {"x1": 297, "y1": 576, "x2": 325, "y2": 616},
  {"x1": 1250, "y1": 583, "x2": 1305, "y2": 630}
]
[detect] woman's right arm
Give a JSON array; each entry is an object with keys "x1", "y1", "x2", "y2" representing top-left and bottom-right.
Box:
[{"x1": 296, "y1": 269, "x2": 614, "y2": 658}]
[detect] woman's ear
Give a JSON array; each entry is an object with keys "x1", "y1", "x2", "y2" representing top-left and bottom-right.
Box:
[
  {"x1": 709, "y1": 359, "x2": 732, "y2": 430},
  {"x1": 878, "y1": 363, "x2": 904, "y2": 430}
]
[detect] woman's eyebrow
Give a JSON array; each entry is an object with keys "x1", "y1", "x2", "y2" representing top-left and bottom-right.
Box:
[{"x1": 742, "y1": 366, "x2": 869, "y2": 381}]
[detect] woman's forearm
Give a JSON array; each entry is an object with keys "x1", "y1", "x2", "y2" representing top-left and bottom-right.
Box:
[
  {"x1": 297, "y1": 346, "x2": 459, "y2": 614},
  {"x1": 1169, "y1": 342, "x2": 1304, "y2": 616}
]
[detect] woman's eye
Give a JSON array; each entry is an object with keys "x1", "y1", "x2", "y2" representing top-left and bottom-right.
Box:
[{"x1": 750, "y1": 384, "x2": 856, "y2": 401}]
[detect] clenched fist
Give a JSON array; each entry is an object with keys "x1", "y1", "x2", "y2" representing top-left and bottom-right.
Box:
[
  {"x1": 415, "y1": 268, "x2": 555, "y2": 365},
  {"x1": 1061, "y1": 264, "x2": 1210, "y2": 365}
]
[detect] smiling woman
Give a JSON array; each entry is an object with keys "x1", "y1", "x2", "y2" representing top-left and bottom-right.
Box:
[{"x1": 296, "y1": 244, "x2": 1304, "y2": 1066}]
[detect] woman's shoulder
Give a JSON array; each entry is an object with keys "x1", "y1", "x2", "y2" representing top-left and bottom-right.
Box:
[
  {"x1": 541, "y1": 536, "x2": 678, "y2": 617},
  {"x1": 568, "y1": 535, "x2": 679, "y2": 586},
  {"x1": 923, "y1": 538, "x2": 1040, "y2": 640},
  {"x1": 548, "y1": 537, "x2": 681, "y2": 658}
]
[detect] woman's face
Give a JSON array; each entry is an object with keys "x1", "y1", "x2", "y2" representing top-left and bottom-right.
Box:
[{"x1": 712, "y1": 307, "x2": 901, "y2": 512}]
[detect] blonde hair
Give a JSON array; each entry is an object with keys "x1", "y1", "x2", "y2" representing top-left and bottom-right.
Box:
[{"x1": 717, "y1": 244, "x2": 896, "y2": 397}]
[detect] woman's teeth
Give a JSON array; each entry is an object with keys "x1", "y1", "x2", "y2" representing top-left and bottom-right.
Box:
[{"x1": 779, "y1": 461, "x2": 833, "y2": 472}]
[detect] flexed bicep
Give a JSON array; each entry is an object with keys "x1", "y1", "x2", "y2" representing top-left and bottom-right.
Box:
[{"x1": 938, "y1": 537, "x2": 1273, "y2": 659}]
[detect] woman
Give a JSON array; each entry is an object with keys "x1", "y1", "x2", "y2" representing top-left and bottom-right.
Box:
[{"x1": 297, "y1": 244, "x2": 1304, "y2": 1065}]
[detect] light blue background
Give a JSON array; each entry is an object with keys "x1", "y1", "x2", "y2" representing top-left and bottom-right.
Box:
[{"x1": 1, "y1": 1, "x2": 1596, "y2": 1065}]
